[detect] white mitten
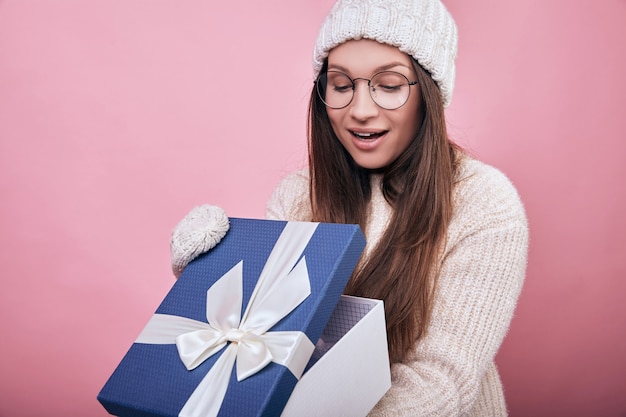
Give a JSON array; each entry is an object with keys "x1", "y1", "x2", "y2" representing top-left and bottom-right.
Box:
[{"x1": 170, "y1": 204, "x2": 230, "y2": 278}]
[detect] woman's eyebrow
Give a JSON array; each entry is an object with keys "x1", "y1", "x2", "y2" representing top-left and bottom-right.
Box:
[{"x1": 327, "y1": 61, "x2": 411, "y2": 74}]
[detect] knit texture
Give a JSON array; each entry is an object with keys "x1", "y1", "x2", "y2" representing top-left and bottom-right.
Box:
[
  {"x1": 266, "y1": 156, "x2": 529, "y2": 416},
  {"x1": 170, "y1": 204, "x2": 230, "y2": 278},
  {"x1": 313, "y1": 0, "x2": 458, "y2": 107}
]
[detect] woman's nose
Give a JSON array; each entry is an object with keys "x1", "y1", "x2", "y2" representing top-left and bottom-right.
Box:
[{"x1": 348, "y1": 82, "x2": 379, "y2": 120}]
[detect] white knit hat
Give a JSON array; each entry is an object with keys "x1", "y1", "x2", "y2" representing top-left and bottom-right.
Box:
[{"x1": 313, "y1": 0, "x2": 458, "y2": 107}]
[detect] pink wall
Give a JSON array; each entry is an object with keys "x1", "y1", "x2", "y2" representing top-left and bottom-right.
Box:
[{"x1": 0, "y1": 1, "x2": 624, "y2": 416}]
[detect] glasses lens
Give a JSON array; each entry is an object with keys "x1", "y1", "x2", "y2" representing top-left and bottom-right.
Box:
[
  {"x1": 317, "y1": 71, "x2": 353, "y2": 109},
  {"x1": 370, "y1": 72, "x2": 411, "y2": 110}
]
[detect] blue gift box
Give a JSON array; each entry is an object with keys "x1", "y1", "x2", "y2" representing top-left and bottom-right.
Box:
[{"x1": 98, "y1": 218, "x2": 366, "y2": 417}]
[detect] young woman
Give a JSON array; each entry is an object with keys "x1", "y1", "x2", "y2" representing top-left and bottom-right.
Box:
[{"x1": 172, "y1": 0, "x2": 528, "y2": 415}]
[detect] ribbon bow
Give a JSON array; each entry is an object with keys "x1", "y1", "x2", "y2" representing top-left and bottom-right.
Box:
[{"x1": 136, "y1": 221, "x2": 318, "y2": 417}]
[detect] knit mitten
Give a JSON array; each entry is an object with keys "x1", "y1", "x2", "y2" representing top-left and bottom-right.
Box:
[{"x1": 170, "y1": 204, "x2": 230, "y2": 278}]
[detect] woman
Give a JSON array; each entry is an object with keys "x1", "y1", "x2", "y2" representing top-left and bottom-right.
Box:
[
  {"x1": 172, "y1": 0, "x2": 528, "y2": 415},
  {"x1": 266, "y1": 0, "x2": 528, "y2": 415}
]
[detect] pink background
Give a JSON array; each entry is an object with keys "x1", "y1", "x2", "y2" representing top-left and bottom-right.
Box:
[{"x1": 1, "y1": 1, "x2": 625, "y2": 416}]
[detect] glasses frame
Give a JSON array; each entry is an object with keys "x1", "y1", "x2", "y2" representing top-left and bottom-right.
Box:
[{"x1": 316, "y1": 70, "x2": 418, "y2": 110}]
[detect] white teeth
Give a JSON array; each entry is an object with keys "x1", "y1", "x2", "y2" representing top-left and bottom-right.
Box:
[{"x1": 354, "y1": 132, "x2": 374, "y2": 138}]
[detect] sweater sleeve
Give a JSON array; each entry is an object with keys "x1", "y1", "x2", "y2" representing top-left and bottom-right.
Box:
[
  {"x1": 265, "y1": 170, "x2": 312, "y2": 221},
  {"x1": 368, "y1": 163, "x2": 529, "y2": 416}
]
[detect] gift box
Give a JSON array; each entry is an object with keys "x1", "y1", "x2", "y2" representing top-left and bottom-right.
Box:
[
  {"x1": 282, "y1": 295, "x2": 390, "y2": 416},
  {"x1": 98, "y1": 218, "x2": 390, "y2": 417}
]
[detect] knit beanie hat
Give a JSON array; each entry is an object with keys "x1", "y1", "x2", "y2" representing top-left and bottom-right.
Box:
[{"x1": 313, "y1": 0, "x2": 458, "y2": 108}]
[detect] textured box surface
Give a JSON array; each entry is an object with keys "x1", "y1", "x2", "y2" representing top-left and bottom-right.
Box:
[{"x1": 98, "y1": 218, "x2": 366, "y2": 417}]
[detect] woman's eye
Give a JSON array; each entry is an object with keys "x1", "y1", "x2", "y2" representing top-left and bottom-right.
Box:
[
  {"x1": 377, "y1": 84, "x2": 402, "y2": 92},
  {"x1": 332, "y1": 84, "x2": 353, "y2": 93}
]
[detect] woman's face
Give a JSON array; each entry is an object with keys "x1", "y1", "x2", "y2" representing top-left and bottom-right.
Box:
[{"x1": 325, "y1": 39, "x2": 422, "y2": 170}]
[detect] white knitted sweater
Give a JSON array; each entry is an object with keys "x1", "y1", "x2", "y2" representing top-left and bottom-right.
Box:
[{"x1": 266, "y1": 156, "x2": 529, "y2": 416}]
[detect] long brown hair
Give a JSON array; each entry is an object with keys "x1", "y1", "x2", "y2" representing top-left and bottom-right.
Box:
[{"x1": 308, "y1": 58, "x2": 461, "y2": 362}]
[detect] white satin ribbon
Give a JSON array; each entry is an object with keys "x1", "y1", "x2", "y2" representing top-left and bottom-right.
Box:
[{"x1": 135, "y1": 221, "x2": 319, "y2": 417}]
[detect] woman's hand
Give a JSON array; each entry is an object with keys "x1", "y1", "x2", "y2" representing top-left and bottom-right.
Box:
[{"x1": 170, "y1": 204, "x2": 229, "y2": 277}]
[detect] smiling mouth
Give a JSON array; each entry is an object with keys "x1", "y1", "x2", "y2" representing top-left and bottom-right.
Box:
[{"x1": 351, "y1": 131, "x2": 387, "y2": 140}]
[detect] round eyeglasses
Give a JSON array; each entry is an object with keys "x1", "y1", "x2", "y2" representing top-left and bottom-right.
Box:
[{"x1": 316, "y1": 70, "x2": 418, "y2": 110}]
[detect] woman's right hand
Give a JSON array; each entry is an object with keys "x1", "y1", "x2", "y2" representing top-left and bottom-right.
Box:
[{"x1": 170, "y1": 204, "x2": 229, "y2": 278}]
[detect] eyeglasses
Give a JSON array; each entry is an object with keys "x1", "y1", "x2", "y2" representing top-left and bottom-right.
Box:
[{"x1": 316, "y1": 70, "x2": 418, "y2": 110}]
